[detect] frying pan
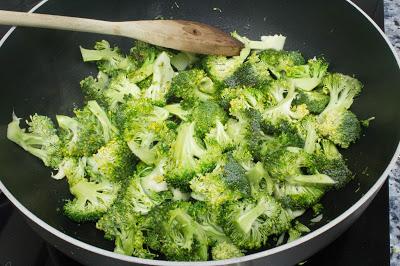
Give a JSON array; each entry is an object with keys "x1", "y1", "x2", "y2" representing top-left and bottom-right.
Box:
[{"x1": 0, "y1": 0, "x2": 399, "y2": 265}]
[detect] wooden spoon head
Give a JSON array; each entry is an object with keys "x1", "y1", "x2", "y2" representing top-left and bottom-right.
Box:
[{"x1": 127, "y1": 20, "x2": 244, "y2": 56}]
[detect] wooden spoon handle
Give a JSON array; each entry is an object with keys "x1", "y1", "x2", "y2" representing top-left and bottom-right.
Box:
[{"x1": 0, "y1": 10, "x2": 118, "y2": 36}]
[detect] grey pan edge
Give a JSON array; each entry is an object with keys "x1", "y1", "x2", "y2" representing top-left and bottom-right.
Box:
[{"x1": 0, "y1": 0, "x2": 399, "y2": 265}]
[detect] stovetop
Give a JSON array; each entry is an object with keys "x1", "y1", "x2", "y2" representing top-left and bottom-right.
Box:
[{"x1": 0, "y1": 1, "x2": 389, "y2": 265}]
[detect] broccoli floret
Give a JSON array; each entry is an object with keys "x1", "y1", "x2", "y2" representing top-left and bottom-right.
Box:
[
  {"x1": 140, "y1": 159, "x2": 170, "y2": 196},
  {"x1": 171, "y1": 52, "x2": 198, "y2": 71},
  {"x1": 317, "y1": 73, "x2": 362, "y2": 148},
  {"x1": 286, "y1": 57, "x2": 329, "y2": 91},
  {"x1": 96, "y1": 201, "x2": 155, "y2": 258},
  {"x1": 165, "y1": 122, "x2": 206, "y2": 191},
  {"x1": 80, "y1": 40, "x2": 136, "y2": 75},
  {"x1": 220, "y1": 197, "x2": 291, "y2": 249},
  {"x1": 262, "y1": 80, "x2": 309, "y2": 128},
  {"x1": 56, "y1": 104, "x2": 110, "y2": 157},
  {"x1": 258, "y1": 49, "x2": 305, "y2": 78},
  {"x1": 287, "y1": 221, "x2": 311, "y2": 243},
  {"x1": 211, "y1": 241, "x2": 244, "y2": 260},
  {"x1": 164, "y1": 103, "x2": 190, "y2": 121},
  {"x1": 143, "y1": 51, "x2": 175, "y2": 104},
  {"x1": 273, "y1": 182, "x2": 325, "y2": 209},
  {"x1": 225, "y1": 52, "x2": 272, "y2": 88},
  {"x1": 86, "y1": 139, "x2": 135, "y2": 182},
  {"x1": 190, "y1": 101, "x2": 228, "y2": 137},
  {"x1": 63, "y1": 177, "x2": 120, "y2": 222},
  {"x1": 313, "y1": 140, "x2": 353, "y2": 188},
  {"x1": 168, "y1": 69, "x2": 216, "y2": 107},
  {"x1": 190, "y1": 165, "x2": 243, "y2": 206},
  {"x1": 294, "y1": 89, "x2": 330, "y2": 114},
  {"x1": 80, "y1": 71, "x2": 110, "y2": 106},
  {"x1": 203, "y1": 46, "x2": 250, "y2": 84},
  {"x1": 222, "y1": 153, "x2": 251, "y2": 196},
  {"x1": 104, "y1": 73, "x2": 141, "y2": 109},
  {"x1": 204, "y1": 120, "x2": 233, "y2": 151},
  {"x1": 51, "y1": 157, "x2": 86, "y2": 183},
  {"x1": 7, "y1": 113, "x2": 62, "y2": 168},
  {"x1": 147, "y1": 201, "x2": 209, "y2": 261},
  {"x1": 232, "y1": 31, "x2": 286, "y2": 51},
  {"x1": 246, "y1": 162, "x2": 275, "y2": 198}
]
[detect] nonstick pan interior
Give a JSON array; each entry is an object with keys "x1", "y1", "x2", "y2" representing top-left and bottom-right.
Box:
[{"x1": 0, "y1": 0, "x2": 399, "y2": 262}]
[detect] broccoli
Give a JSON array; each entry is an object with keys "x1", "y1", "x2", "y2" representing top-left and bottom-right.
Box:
[
  {"x1": 220, "y1": 197, "x2": 291, "y2": 249},
  {"x1": 262, "y1": 80, "x2": 309, "y2": 129},
  {"x1": 317, "y1": 73, "x2": 362, "y2": 148},
  {"x1": 165, "y1": 122, "x2": 206, "y2": 191},
  {"x1": 56, "y1": 103, "x2": 112, "y2": 157},
  {"x1": 9, "y1": 36, "x2": 369, "y2": 261},
  {"x1": 286, "y1": 57, "x2": 329, "y2": 91},
  {"x1": 7, "y1": 113, "x2": 62, "y2": 168},
  {"x1": 232, "y1": 32, "x2": 286, "y2": 51},
  {"x1": 80, "y1": 71, "x2": 110, "y2": 106},
  {"x1": 190, "y1": 164, "x2": 243, "y2": 206},
  {"x1": 80, "y1": 40, "x2": 136, "y2": 75},
  {"x1": 86, "y1": 139, "x2": 135, "y2": 182},
  {"x1": 294, "y1": 89, "x2": 330, "y2": 114},
  {"x1": 96, "y1": 201, "x2": 155, "y2": 258},
  {"x1": 258, "y1": 49, "x2": 305, "y2": 78},
  {"x1": 168, "y1": 69, "x2": 216, "y2": 107},
  {"x1": 225, "y1": 52, "x2": 272, "y2": 88},
  {"x1": 313, "y1": 140, "x2": 353, "y2": 188},
  {"x1": 64, "y1": 177, "x2": 120, "y2": 222},
  {"x1": 203, "y1": 46, "x2": 251, "y2": 84},
  {"x1": 190, "y1": 101, "x2": 228, "y2": 137},
  {"x1": 211, "y1": 241, "x2": 244, "y2": 260},
  {"x1": 143, "y1": 51, "x2": 175, "y2": 104},
  {"x1": 146, "y1": 201, "x2": 209, "y2": 261}
]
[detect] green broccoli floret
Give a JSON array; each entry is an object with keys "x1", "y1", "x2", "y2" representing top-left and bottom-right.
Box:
[
  {"x1": 164, "y1": 103, "x2": 190, "y2": 121},
  {"x1": 7, "y1": 113, "x2": 62, "y2": 168},
  {"x1": 265, "y1": 147, "x2": 335, "y2": 186},
  {"x1": 286, "y1": 57, "x2": 329, "y2": 91},
  {"x1": 246, "y1": 162, "x2": 275, "y2": 198},
  {"x1": 103, "y1": 73, "x2": 141, "y2": 109},
  {"x1": 222, "y1": 153, "x2": 251, "y2": 196},
  {"x1": 313, "y1": 140, "x2": 353, "y2": 188},
  {"x1": 317, "y1": 73, "x2": 362, "y2": 148},
  {"x1": 86, "y1": 139, "x2": 135, "y2": 182},
  {"x1": 147, "y1": 201, "x2": 209, "y2": 261},
  {"x1": 80, "y1": 40, "x2": 136, "y2": 75},
  {"x1": 80, "y1": 71, "x2": 110, "y2": 106},
  {"x1": 231, "y1": 31, "x2": 286, "y2": 51},
  {"x1": 165, "y1": 122, "x2": 206, "y2": 191},
  {"x1": 211, "y1": 241, "x2": 244, "y2": 260},
  {"x1": 168, "y1": 69, "x2": 216, "y2": 107},
  {"x1": 258, "y1": 49, "x2": 305, "y2": 78},
  {"x1": 51, "y1": 157, "x2": 87, "y2": 183},
  {"x1": 225, "y1": 52, "x2": 272, "y2": 88},
  {"x1": 203, "y1": 46, "x2": 250, "y2": 84},
  {"x1": 273, "y1": 182, "x2": 325, "y2": 210},
  {"x1": 294, "y1": 89, "x2": 330, "y2": 114},
  {"x1": 96, "y1": 200, "x2": 155, "y2": 258},
  {"x1": 143, "y1": 51, "x2": 175, "y2": 104},
  {"x1": 190, "y1": 101, "x2": 228, "y2": 137},
  {"x1": 204, "y1": 120, "x2": 233, "y2": 151},
  {"x1": 190, "y1": 164, "x2": 243, "y2": 206},
  {"x1": 57, "y1": 101, "x2": 116, "y2": 157},
  {"x1": 287, "y1": 221, "x2": 311, "y2": 243},
  {"x1": 63, "y1": 177, "x2": 120, "y2": 222},
  {"x1": 262, "y1": 80, "x2": 309, "y2": 129},
  {"x1": 220, "y1": 197, "x2": 291, "y2": 249},
  {"x1": 171, "y1": 52, "x2": 198, "y2": 71}
]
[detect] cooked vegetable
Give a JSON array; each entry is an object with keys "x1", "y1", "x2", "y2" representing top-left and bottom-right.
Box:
[{"x1": 7, "y1": 33, "x2": 367, "y2": 261}]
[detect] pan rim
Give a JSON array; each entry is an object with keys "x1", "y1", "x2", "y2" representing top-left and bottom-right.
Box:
[{"x1": 0, "y1": 0, "x2": 399, "y2": 265}]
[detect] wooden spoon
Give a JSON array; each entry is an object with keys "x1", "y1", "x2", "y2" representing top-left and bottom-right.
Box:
[{"x1": 0, "y1": 10, "x2": 243, "y2": 56}]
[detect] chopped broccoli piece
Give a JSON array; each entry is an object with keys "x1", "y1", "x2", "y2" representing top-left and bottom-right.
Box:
[
  {"x1": 286, "y1": 57, "x2": 329, "y2": 91},
  {"x1": 211, "y1": 241, "x2": 244, "y2": 260},
  {"x1": 7, "y1": 113, "x2": 62, "y2": 168}
]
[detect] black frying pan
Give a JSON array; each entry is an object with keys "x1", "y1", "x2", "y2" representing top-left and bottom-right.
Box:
[{"x1": 0, "y1": 0, "x2": 399, "y2": 265}]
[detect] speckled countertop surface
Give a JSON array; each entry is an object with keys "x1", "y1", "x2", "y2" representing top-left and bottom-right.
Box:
[{"x1": 385, "y1": 0, "x2": 400, "y2": 265}]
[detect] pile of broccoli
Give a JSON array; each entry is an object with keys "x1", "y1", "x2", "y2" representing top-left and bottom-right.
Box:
[{"x1": 7, "y1": 32, "x2": 366, "y2": 261}]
